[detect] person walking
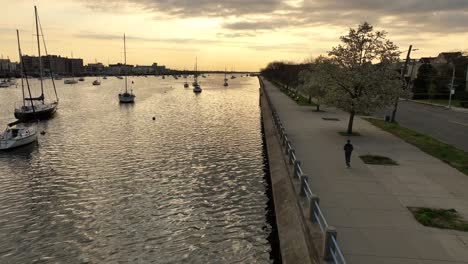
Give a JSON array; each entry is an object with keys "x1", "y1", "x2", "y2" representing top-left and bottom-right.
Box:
[{"x1": 344, "y1": 140, "x2": 354, "y2": 168}]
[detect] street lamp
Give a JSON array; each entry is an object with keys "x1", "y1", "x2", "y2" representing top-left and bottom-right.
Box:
[{"x1": 448, "y1": 62, "x2": 456, "y2": 109}]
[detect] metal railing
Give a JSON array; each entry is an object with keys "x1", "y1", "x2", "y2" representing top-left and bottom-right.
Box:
[{"x1": 260, "y1": 77, "x2": 346, "y2": 264}]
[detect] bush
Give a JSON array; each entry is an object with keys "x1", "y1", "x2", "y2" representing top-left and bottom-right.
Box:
[{"x1": 455, "y1": 91, "x2": 468, "y2": 101}]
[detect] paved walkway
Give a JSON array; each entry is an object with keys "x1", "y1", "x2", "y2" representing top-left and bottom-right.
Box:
[{"x1": 263, "y1": 78, "x2": 468, "y2": 264}]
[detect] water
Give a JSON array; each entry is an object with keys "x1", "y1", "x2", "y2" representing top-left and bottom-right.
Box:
[{"x1": 0, "y1": 75, "x2": 273, "y2": 263}]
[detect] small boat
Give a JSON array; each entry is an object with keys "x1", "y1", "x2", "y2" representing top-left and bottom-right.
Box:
[
  {"x1": 92, "y1": 76, "x2": 101, "y2": 86},
  {"x1": 162, "y1": 75, "x2": 165, "y2": 79},
  {"x1": 64, "y1": 79, "x2": 78, "y2": 84},
  {"x1": 118, "y1": 34, "x2": 135, "y2": 103},
  {"x1": 193, "y1": 83, "x2": 202, "y2": 93},
  {"x1": 231, "y1": 75, "x2": 236, "y2": 79},
  {"x1": 184, "y1": 82, "x2": 189, "y2": 88},
  {"x1": 103, "y1": 76, "x2": 107, "y2": 79},
  {"x1": 0, "y1": 80, "x2": 9, "y2": 88},
  {"x1": 78, "y1": 77, "x2": 85, "y2": 81},
  {"x1": 8, "y1": 78, "x2": 17, "y2": 86},
  {"x1": 0, "y1": 121, "x2": 37, "y2": 150},
  {"x1": 223, "y1": 67, "x2": 229, "y2": 87},
  {"x1": 54, "y1": 76, "x2": 62, "y2": 80},
  {"x1": 116, "y1": 76, "x2": 123, "y2": 79}
]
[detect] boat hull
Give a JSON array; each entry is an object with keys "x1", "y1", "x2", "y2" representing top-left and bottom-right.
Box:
[
  {"x1": 0, "y1": 133, "x2": 37, "y2": 150},
  {"x1": 119, "y1": 93, "x2": 135, "y2": 103},
  {"x1": 14, "y1": 102, "x2": 58, "y2": 121}
]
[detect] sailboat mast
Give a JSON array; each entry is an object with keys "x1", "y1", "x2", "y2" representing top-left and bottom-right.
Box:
[
  {"x1": 195, "y1": 57, "x2": 198, "y2": 83},
  {"x1": 17, "y1": 29, "x2": 35, "y2": 114},
  {"x1": 124, "y1": 34, "x2": 128, "y2": 93},
  {"x1": 16, "y1": 30, "x2": 25, "y2": 107},
  {"x1": 37, "y1": 12, "x2": 58, "y2": 102},
  {"x1": 34, "y1": 6, "x2": 44, "y2": 103}
]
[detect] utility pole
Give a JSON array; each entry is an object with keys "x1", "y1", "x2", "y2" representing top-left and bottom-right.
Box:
[
  {"x1": 390, "y1": 45, "x2": 412, "y2": 123},
  {"x1": 448, "y1": 63, "x2": 456, "y2": 108}
]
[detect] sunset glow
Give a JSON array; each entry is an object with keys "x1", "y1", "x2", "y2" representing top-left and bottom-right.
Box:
[{"x1": 1, "y1": 0, "x2": 467, "y2": 71}]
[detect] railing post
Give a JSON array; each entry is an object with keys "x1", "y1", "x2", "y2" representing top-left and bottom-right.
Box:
[
  {"x1": 293, "y1": 160, "x2": 301, "y2": 177},
  {"x1": 300, "y1": 175, "x2": 308, "y2": 197},
  {"x1": 309, "y1": 195, "x2": 320, "y2": 223},
  {"x1": 284, "y1": 140, "x2": 291, "y2": 155},
  {"x1": 288, "y1": 148, "x2": 295, "y2": 164},
  {"x1": 282, "y1": 133, "x2": 287, "y2": 147},
  {"x1": 323, "y1": 226, "x2": 337, "y2": 261}
]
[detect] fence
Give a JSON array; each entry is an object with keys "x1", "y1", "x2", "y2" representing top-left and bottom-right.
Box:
[{"x1": 260, "y1": 77, "x2": 346, "y2": 264}]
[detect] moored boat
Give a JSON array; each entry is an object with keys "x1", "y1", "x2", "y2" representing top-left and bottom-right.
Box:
[
  {"x1": 14, "y1": 7, "x2": 59, "y2": 122},
  {"x1": 118, "y1": 34, "x2": 135, "y2": 103},
  {"x1": 0, "y1": 121, "x2": 37, "y2": 150}
]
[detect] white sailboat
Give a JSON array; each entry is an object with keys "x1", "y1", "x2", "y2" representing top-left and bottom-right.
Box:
[
  {"x1": 192, "y1": 57, "x2": 202, "y2": 93},
  {"x1": 14, "y1": 6, "x2": 58, "y2": 121},
  {"x1": 0, "y1": 120, "x2": 37, "y2": 150},
  {"x1": 0, "y1": 80, "x2": 9, "y2": 88},
  {"x1": 118, "y1": 34, "x2": 135, "y2": 103},
  {"x1": 1, "y1": 30, "x2": 39, "y2": 150}
]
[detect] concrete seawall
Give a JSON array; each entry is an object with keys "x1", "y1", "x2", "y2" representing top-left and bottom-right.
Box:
[{"x1": 260, "y1": 82, "x2": 320, "y2": 264}]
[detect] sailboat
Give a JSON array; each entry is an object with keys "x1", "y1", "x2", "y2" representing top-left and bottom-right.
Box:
[
  {"x1": 92, "y1": 75, "x2": 101, "y2": 85},
  {"x1": 15, "y1": 6, "x2": 58, "y2": 121},
  {"x1": 192, "y1": 57, "x2": 202, "y2": 93},
  {"x1": 118, "y1": 34, "x2": 135, "y2": 103},
  {"x1": 64, "y1": 52, "x2": 78, "y2": 84},
  {"x1": 1, "y1": 30, "x2": 39, "y2": 150},
  {"x1": 223, "y1": 67, "x2": 229, "y2": 87}
]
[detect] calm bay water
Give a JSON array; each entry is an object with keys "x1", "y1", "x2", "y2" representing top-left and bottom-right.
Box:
[{"x1": 0, "y1": 75, "x2": 272, "y2": 263}]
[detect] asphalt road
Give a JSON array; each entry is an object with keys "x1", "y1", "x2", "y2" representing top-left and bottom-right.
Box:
[{"x1": 376, "y1": 101, "x2": 468, "y2": 152}]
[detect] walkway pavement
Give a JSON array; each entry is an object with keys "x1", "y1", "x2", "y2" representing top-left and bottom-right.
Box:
[{"x1": 263, "y1": 78, "x2": 468, "y2": 264}]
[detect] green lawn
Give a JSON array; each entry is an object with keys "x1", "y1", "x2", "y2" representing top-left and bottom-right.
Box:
[
  {"x1": 415, "y1": 99, "x2": 464, "y2": 108},
  {"x1": 365, "y1": 118, "x2": 468, "y2": 176}
]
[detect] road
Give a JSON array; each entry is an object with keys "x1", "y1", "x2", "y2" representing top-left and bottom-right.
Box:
[{"x1": 376, "y1": 101, "x2": 468, "y2": 152}]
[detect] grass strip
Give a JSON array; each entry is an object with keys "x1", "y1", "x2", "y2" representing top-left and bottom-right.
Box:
[
  {"x1": 267, "y1": 79, "x2": 317, "y2": 107},
  {"x1": 409, "y1": 207, "x2": 468, "y2": 231},
  {"x1": 360, "y1": 155, "x2": 398, "y2": 165},
  {"x1": 365, "y1": 118, "x2": 468, "y2": 176}
]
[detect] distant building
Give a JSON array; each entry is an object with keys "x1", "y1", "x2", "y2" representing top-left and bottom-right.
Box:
[
  {"x1": 151, "y1": 63, "x2": 167, "y2": 75},
  {"x1": 133, "y1": 65, "x2": 154, "y2": 75},
  {"x1": 21, "y1": 55, "x2": 83, "y2": 76},
  {"x1": 0, "y1": 58, "x2": 17, "y2": 77},
  {"x1": 108, "y1": 63, "x2": 134, "y2": 75},
  {"x1": 433, "y1": 52, "x2": 463, "y2": 64},
  {"x1": 85, "y1": 62, "x2": 105, "y2": 74},
  {"x1": 405, "y1": 52, "x2": 468, "y2": 92}
]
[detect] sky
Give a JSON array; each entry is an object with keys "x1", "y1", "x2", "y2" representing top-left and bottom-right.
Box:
[{"x1": 0, "y1": 0, "x2": 467, "y2": 71}]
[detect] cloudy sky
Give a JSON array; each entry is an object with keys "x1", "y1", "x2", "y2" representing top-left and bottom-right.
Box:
[{"x1": 1, "y1": 0, "x2": 467, "y2": 71}]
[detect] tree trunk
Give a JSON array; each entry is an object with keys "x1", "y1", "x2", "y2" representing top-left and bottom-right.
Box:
[
  {"x1": 308, "y1": 95, "x2": 312, "y2": 103},
  {"x1": 347, "y1": 111, "x2": 355, "y2": 134},
  {"x1": 316, "y1": 104, "x2": 320, "y2": 112},
  {"x1": 390, "y1": 98, "x2": 398, "y2": 123}
]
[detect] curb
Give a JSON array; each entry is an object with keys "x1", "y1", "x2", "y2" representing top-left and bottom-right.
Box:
[{"x1": 405, "y1": 99, "x2": 468, "y2": 113}]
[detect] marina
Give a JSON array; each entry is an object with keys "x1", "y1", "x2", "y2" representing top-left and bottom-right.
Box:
[{"x1": 0, "y1": 75, "x2": 273, "y2": 263}]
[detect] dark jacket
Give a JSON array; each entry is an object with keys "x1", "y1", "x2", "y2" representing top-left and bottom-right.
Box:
[{"x1": 344, "y1": 143, "x2": 353, "y2": 153}]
